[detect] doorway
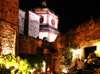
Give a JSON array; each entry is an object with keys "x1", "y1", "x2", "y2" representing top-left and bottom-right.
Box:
[{"x1": 84, "y1": 46, "x2": 96, "y2": 59}]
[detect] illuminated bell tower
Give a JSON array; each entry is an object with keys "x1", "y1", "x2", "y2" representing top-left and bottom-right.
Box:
[{"x1": 35, "y1": 8, "x2": 60, "y2": 42}]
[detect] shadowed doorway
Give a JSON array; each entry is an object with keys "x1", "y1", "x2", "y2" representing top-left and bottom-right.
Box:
[{"x1": 84, "y1": 46, "x2": 96, "y2": 59}]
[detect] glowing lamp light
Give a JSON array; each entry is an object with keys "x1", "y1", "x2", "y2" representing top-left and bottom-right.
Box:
[
  {"x1": 2, "y1": 49, "x2": 11, "y2": 55},
  {"x1": 6, "y1": 63, "x2": 10, "y2": 69},
  {"x1": 42, "y1": 61, "x2": 46, "y2": 72},
  {"x1": 84, "y1": 59, "x2": 87, "y2": 62},
  {"x1": 75, "y1": 49, "x2": 80, "y2": 55},
  {"x1": 62, "y1": 69, "x2": 68, "y2": 73},
  {"x1": 11, "y1": 70, "x2": 15, "y2": 74},
  {"x1": 22, "y1": 71, "x2": 26, "y2": 74},
  {"x1": 30, "y1": 69, "x2": 35, "y2": 73},
  {"x1": 0, "y1": 59, "x2": 3, "y2": 64},
  {"x1": 73, "y1": 49, "x2": 80, "y2": 58},
  {"x1": 47, "y1": 67, "x2": 50, "y2": 71},
  {"x1": 95, "y1": 50, "x2": 97, "y2": 54},
  {"x1": 20, "y1": 61, "x2": 23, "y2": 65},
  {"x1": 94, "y1": 42, "x2": 100, "y2": 57},
  {"x1": 13, "y1": 63, "x2": 18, "y2": 69}
]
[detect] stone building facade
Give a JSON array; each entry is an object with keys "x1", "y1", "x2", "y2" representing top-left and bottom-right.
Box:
[
  {"x1": 51, "y1": 18, "x2": 100, "y2": 72},
  {"x1": 0, "y1": 1, "x2": 57, "y2": 73},
  {"x1": 0, "y1": 0, "x2": 19, "y2": 25},
  {"x1": 0, "y1": 0, "x2": 19, "y2": 55},
  {"x1": 19, "y1": 34, "x2": 42, "y2": 54},
  {"x1": 73, "y1": 19, "x2": 100, "y2": 60}
]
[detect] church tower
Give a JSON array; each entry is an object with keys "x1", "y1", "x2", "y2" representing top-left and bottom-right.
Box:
[{"x1": 35, "y1": 7, "x2": 60, "y2": 42}]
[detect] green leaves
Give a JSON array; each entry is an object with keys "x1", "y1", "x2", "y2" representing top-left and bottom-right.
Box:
[{"x1": 0, "y1": 54, "x2": 35, "y2": 74}]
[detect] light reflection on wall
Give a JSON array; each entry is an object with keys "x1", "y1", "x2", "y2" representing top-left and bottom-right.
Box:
[
  {"x1": 42, "y1": 61, "x2": 46, "y2": 72},
  {"x1": 1, "y1": 33, "x2": 16, "y2": 55},
  {"x1": 39, "y1": 32, "x2": 48, "y2": 40},
  {"x1": 73, "y1": 41, "x2": 100, "y2": 60},
  {"x1": 62, "y1": 68, "x2": 68, "y2": 73},
  {"x1": 0, "y1": 22, "x2": 16, "y2": 55},
  {"x1": 47, "y1": 67, "x2": 50, "y2": 71},
  {"x1": 73, "y1": 49, "x2": 81, "y2": 60},
  {"x1": 94, "y1": 42, "x2": 100, "y2": 57},
  {"x1": 49, "y1": 33, "x2": 57, "y2": 42}
]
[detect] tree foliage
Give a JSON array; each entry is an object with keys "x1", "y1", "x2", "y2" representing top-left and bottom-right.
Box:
[
  {"x1": 0, "y1": 54, "x2": 34, "y2": 74},
  {"x1": 60, "y1": 46, "x2": 72, "y2": 67}
]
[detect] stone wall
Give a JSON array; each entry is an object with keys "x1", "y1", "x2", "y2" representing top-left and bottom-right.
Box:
[
  {"x1": 73, "y1": 19, "x2": 100, "y2": 46},
  {"x1": 70, "y1": 19, "x2": 100, "y2": 60},
  {"x1": 0, "y1": 0, "x2": 19, "y2": 55},
  {"x1": 0, "y1": 0, "x2": 19, "y2": 25},
  {"x1": 0, "y1": 21, "x2": 18, "y2": 55},
  {"x1": 52, "y1": 19, "x2": 100, "y2": 72},
  {"x1": 19, "y1": 35, "x2": 42, "y2": 54}
]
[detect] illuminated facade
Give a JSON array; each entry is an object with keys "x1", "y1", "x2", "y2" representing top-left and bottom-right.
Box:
[
  {"x1": 19, "y1": 8, "x2": 59, "y2": 42},
  {"x1": 28, "y1": 10, "x2": 40, "y2": 38},
  {"x1": 35, "y1": 8, "x2": 60, "y2": 42},
  {"x1": 19, "y1": 9, "x2": 26, "y2": 34},
  {"x1": 71, "y1": 19, "x2": 100, "y2": 62},
  {"x1": 0, "y1": 0, "x2": 19, "y2": 55}
]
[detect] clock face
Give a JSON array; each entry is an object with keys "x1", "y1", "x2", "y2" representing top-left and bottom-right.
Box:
[
  {"x1": 51, "y1": 19, "x2": 55, "y2": 25},
  {"x1": 40, "y1": 17, "x2": 43, "y2": 23}
]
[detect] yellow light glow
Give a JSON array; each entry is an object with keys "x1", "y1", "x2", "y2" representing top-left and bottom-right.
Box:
[
  {"x1": 42, "y1": 61, "x2": 46, "y2": 72},
  {"x1": 94, "y1": 42, "x2": 100, "y2": 57},
  {"x1": 0, "y1": 54, "x2": 35, "y2": 74},
  {"x1": 22, "y1": 72, "x2": 26, "y2": 74},
  {"x1": 14, "y1": 63, "x2": 18, "y2": 69},
  {"x1": 0, "y1": 59, "x2": 3, "y2": 64},
  {"x1": 84, "y1": 59, "x2": 87, "y2": 62},
  {"x1": 11, "y1": 70, "x2": 15, "y2": 74},
  {"x1": 95, "y1": 50, "x2": 97, "y2": 54},
  {"x1": 6, "y1": 63, "x2": 10, "y2": 69},
  {"x1": 20, "y1": 61, "x2": 23, "y2": 65},
  {"x1": 73, "y1": 49, "x2": 80, "y2": 58},
  {"x1": 47, "y1": 67, "x2": 50, "y2": 71},
  {"x1": 30, "y1": 69, "x2": 35, "y2": 73},
  {"x1": 62, "y1": 69, "x2": 68, "y2": 73},
  {"x1": 75, "y1": 49, "x2": 80, "y2": 55}
]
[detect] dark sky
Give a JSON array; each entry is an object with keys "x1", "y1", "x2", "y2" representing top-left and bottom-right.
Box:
[{"x1": 19, "y1": 0, "x2": 100, "y2": 33}]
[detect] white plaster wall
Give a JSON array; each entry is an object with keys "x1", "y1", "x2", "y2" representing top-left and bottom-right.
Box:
[
  {"x1": 49, "y1": 33, "x2": 57, "y2": 42},
  {"x1": 39, "y1": 32, "x2": 48, "y2": 39}
]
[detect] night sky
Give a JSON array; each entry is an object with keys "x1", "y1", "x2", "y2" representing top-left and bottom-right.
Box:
[{"x1": 19, "y1": 0, "x2": 100, "y2": 33}]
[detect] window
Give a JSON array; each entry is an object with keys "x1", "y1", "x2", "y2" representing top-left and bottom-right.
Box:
[
  {"x1": 51, "y1": 19, "x2": 55, "y2": 25},
  {"x1": 40, "y1": 16, "x2": 44, "y2": 23}
]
